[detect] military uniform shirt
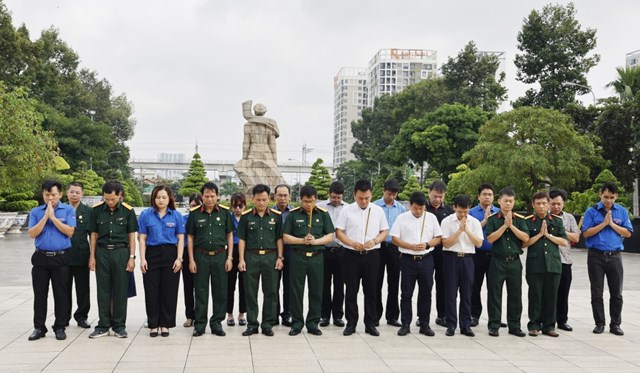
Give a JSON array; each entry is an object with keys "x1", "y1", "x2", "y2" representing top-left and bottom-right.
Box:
[
  {"x1": 186, "y1": 204, "x2": 233, "y2": 249},
  {"x1": 485, "y1": 211, "x2": 529, "y2": 257},
  {"x1": 525, "y1": 213, "x2": 567, "y2": 274},
  {"x1": 69, "y1": 202, "x2": 92, "y2": 265},
  {"x1": 283, "y1": 207, "x2": 335, "y2": 251},
  {"x1": 237, "y1": 208, "x2": 283, "y2": 249},
  {"x1": 88, "y1": 201, "x2": 138, "y2": 245}
]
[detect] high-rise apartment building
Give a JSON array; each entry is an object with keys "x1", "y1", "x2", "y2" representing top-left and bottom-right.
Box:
[
  {"x1": 333, "y1": 67, "x2": 368, "y2": 166},
  {"x1": 626, "y1": 50, "x2": 640, "y2": 68}
]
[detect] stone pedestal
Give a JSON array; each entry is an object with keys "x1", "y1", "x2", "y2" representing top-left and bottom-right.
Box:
[
  {"x1": 6, "y1": 214, "x2": 27, "y2": 234},
  {"x1": 0, "y1": 212, "x2": 18, "y2": 238}
]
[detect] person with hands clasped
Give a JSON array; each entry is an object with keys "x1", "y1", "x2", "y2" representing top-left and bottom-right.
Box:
[
  {"x1": 523, "y1": 191, "x2": 568, "y2": 338},
  {"x1": 390, "y1": 191, "x2": 442, "y2": 337},
  {"x1": 138, "y1": 185, "x2": 185, "y2": 338}
]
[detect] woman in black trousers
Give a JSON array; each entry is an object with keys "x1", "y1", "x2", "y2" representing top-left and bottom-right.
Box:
[
  {"x1": 227, "y1": 192, "x2": 247, "y2": 326},
  {"x1": 181, "y1": 194, "x2": 201, "y2": 328}
]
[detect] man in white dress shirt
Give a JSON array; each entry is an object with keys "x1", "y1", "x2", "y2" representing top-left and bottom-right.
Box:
[
  {"x1": 390, "y1": 191, "x2": 442, "y2": 337},
  {"x1": 335, "y1": 179, "x2": 389, "y2": 337},
  {"x1": 441, "y1": 195, "x2": 484, "y2": 337}
]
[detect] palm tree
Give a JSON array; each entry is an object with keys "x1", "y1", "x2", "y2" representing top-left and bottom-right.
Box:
[{"x1": 606, "y1": 66, "x2": 640, "y2": 101}]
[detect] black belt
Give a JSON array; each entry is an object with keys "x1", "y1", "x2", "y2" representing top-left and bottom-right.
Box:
[
  {"x1": 36, "y1": 249, "x2": 68, "y2": 257},
  {"x1": 401, "y1": 252, "x2": 432, "y2": 261},
  {"x1": 248, "y1": 249, "x2": 277, "y2": 255},
  {"x1": 444, "y1": 251, "x2": 473, "y2": 257},
  {"x1": 588, "y1": 248, "x2": 621, "y2": 256},
  {"x1": 346, "y1": 248, "x2": 377, "y2": 255},
  {"x1": 147, "y1": 244, "x2": 177, "y2": 249},
  {"x1": 196, "y1": 248, "x2": 226, "y2": 256},
  {"x1": 98, "y1": 244, "x2": 128, "y2": 250},
  {"x1": 293, "y1": 249, "x2": 322, "y2": 258},
  {"x1": 494, "y1": 255, "x2": 518, "y2": 262},
  {"x1": 325, "y1": 246, "x2": 344, "y2": 253},
  {"x1": 477, "y1": 251, "x2": 492, "y2": 257}
]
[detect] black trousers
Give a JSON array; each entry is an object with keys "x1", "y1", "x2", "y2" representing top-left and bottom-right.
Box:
[
  {"x1": 344, "y1": 249, "x2": 379, "y2": 328},
  {"x1": 376, "y1": 242, "x2": 400, "y2": 322},
  {"x1": 587, "y1": 250, "x2": 623, "y2": 327},
  {"x1": 276, "y1": 247, "x2": 292, "y2": 319},
  {"x1": 143, "y1": 245, "x2": 180, "y2": 328},
  {"x1": 471, "y1": 251, "x2": 492, "y2": 319},
  {"x1": 443, "y1": 253, "x2": 474, "y2": 329},
  {"x1": 66, "y1": 263, "x2": 90, "y2": 324},
  {"x1": 31, "y1": 250, "x2": 69, "y2": 332},
  {"x1": 181, "y1": 250, "x2": 195, "y2": 319},
  {"x1": 321, "y1": 246, "x2": 345, "y2": 320},
  {"x1": 433, "y1": 245, "x2": 445, "y2": 318},
  {"x1": 400, "y1": 253, "x2": 434, "y2": 327},
  {"x1": 556, "y1": 263, "x2": 572, "y2": 325},
  {"x1": 227, "y1": 244, "x2": 246, "y2": 314}
]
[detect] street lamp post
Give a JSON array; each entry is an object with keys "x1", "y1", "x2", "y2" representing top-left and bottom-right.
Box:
[
  {"x1": 288, "y1": 158, "x2": 302, "y2": 201},
  {"x1": 562, "y1": 82, "x2": 596, "y2": 105}
]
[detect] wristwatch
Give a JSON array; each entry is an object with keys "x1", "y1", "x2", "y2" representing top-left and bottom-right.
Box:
[{"x1": 129, "y1": 255, "x2": 136, "y2": 259}]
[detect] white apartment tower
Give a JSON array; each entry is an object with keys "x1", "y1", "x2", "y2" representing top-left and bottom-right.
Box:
[
  {"x1": 626, "y1": 50, "x2": 640, "y2": 68},
  {"x1": 333, "y1": 67, "x2": 368, "y2": 166}
]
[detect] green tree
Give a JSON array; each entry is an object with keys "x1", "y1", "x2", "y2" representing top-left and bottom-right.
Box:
[
  {"x1": 398, "y1": 175, "x2": 421, "y2": 201},
  {"x1": 179, "y1": 153, "x2": 208, "y2": 196},
  {"x1": 220, "y1": 181, "x2": 242, "y2": 197},
  {"x1": 514, "y1": 2, "x2": 600, "y2": 110},
  {"x1": 441, "y1": 41, "x2": 507, "y2": 112},
  {"x1": 306, "y1": 158, "x2": 332, "y2": 200},
  {"x1": 606, "y1": 66, "x2": 640, "y2": 101},
  {"x1": 460, "y1": 107, "x2": 602, "y2": 205},
  {"x1": 335, "y1": 160, "x2": 370, "y2": 202},
  {"x1": 564, "y1": 169, "x2": 629, "y2": 214},
  {"x1": 70, "y1": 161, "x2": 106, "y2": 196},
  {"x1": 122, "y1": 179, "x2": 143, "y2": 207},
  {"x1": 0, "y1": 84, "x2": 57, "y2": 195}
]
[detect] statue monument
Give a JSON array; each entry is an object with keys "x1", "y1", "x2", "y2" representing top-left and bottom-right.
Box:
[{"x1": 233, "y1": 100, "x2": 286, "y2": 193}]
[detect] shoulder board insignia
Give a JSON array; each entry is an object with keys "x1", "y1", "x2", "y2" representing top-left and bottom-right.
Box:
[
  {"x1": 551, "y1": 213, "x2": 561, "y2": 218},
  {"x1": 316, "y1": 206, "x2": 327, "y2": 212},
  {"x1": 270, "y1": 208, "x2": 282, "y2": 215},
  {"x1": 489, "y1": 211, "x2": 499, "y2": 217},
  {"x1": 242, "y1": 209, "x2": 253, "y2": 215},
  {"x1": 290, "y1": 207, "x2": 301, "y2": 212},
  {"x1": 219, "y1": 204, "x2": 230, "y2": 210},
  {"x1": 190, "y1": 205, "x2": 201, "y2": 212},
  {"x1": 121, "y1": 202, "x2": 133, "y2": 210},
  {"x1": 513, "y1": 213, "x2": 525, "y2": 219},
  {"x1": 524, "y1": 215, "x2": 534, "y2": 220},
  {"x1": 92, "y1": 201, "x2": 104, "y2": 208}
]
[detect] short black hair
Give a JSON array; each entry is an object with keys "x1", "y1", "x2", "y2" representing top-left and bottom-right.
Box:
[
  {"x1": 200, "y1": 181, "x2": 218, "y2": 195},
  {"x1": 409, "y1": 191, "x2": 427, "y2": 206},
  {"x1": 498, "y1": 187, "x2": 515, "y2": 198},
  {"x1": 274, "y1": 184, "x2": 291, "y2": 194},
  {"x1": 42, "y1": 180, "x2": 62, "y2": 193},
  {"x1": 532, "y1": 191, "x2": 550, "y2": 202},
  {"x1": 300, "y1": 185, "x2": 317, "y2": 199},
  {"x1": 549, "y1": 188, "x2": 568, "y2": 201},
  {"x1": 354, "y1": 179, "x2": 372, "y2": 193},
  {"x1": 453, "y1": 194, "x2": 472, "y2": 208},
  {"x1": 252, "y1": 184, "x2": 271, "y2": 196},
  {"x1": 600, "y1": 182, "x2": 618, "y2": 194},
  {"x1": 329, "y1": 181, "x2": 345, "y2": 195},
  {"x1": 477, "y1": 183, "x2": 494, "y2": 195},
  {"x1": 383, "y1": 179, "x2": 401, "y2": 193},
  {"x1": 102, "y1": 180, "x2": 124, "y2": 195},
  {"x1": 68, "y1": 181, "x2": 84, "y2": 190},
  {"x1": 189, "y1": 193, "x2": 202, "y2": 205},
  {"x1": 429, "y1": 180, "x2": 447, "y2": 193}
]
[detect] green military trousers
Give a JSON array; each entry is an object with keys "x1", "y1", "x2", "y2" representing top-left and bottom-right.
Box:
[
  {"x1": 95, "y1": 247, "x2": 129, "y2": 332},
  {"x1": 487, "y1": 256, "x2": 522, "y2": 331},
  {"x1": 290, "y1": 251, "x2": 323, "y2": 331},
  {"x1": 193, "y1": 250, "x2": 227, "y2": 333},
  {"x1": 526, "y1": 272, "x2": 561, "y2": 332},
  {"x1": 243, "y1": 250, "x2": 278, "y2": 330}
]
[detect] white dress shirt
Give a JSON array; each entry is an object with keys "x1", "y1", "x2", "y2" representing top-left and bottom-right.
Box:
[
  {"x1": 440, "y1": 214, "x2": 483, "y2": 254},
  {"x1": 335, "y1": 202, "x2": 388, "y2": 251},
  {"x1": 390, "y1": 210, "x2": 442, "y2": 255},
  {"x1": 321, "y1": 199, "x2": 349, "y2": 247}
]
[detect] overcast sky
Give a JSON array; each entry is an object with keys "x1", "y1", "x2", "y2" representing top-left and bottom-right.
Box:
[{"x1": 4, "y1": 0, "x2": 639, "y2": 166}]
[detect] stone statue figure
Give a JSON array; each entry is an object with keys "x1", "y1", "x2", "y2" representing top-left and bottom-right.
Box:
[{"x1": 233, "y1": 100, "x2": 286, "y2": 193}]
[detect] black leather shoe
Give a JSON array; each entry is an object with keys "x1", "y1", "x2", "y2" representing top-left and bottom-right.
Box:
[
  {"x1": 319, "y1": 318, "x2": 329, "y2": 327},
  {"x1": 374, "y1": 321, "x2": 379, "y2": 327},
  {"x1": 445, "y1": 328, "x2": 455, "y2": 336},
  {"x1": 333, "y1": 319, "x2": 345, "y2": 327},
  {"x1": 557, "y1": 323, "x2": 573, "y2": 332},
  {"x1": 470, "y1": 317, "x2": 479, "y2": 327},
  {"x1": 77, "y1": 319, "x2": 91, "y2": 329},
  {"x1": 193, "y1": 329, "x2": 205, "y2": 337},
  {"x1": 281, "y1": 317, "x2": 292, "y2": 327},
  {"x1": 461, "y1": 328, "x2": 475, "y2": 337},
  {"x1": 387, "y1": 320, "x2": 402, "y2": 327},
  {"x1": 435, "y1": 317, "x2": 446, "y2": 327},
  {"x1": 262, "y1": 328, "x2": 274, "y2": 337},
  {"x1": 419, "y1": 326, "x2": 435, "y2": 336},
  {"x1": 54, "y1": 329, "x2": 66, "y2": 340},
  {"x1": 242, "y1": 328, "x2": 258, "y2": 336},
  {"x1": 28, "y1": 329, "x2": 46, "y2": 341},
  {"x1": 211, "y1": 329, "x2": 226, "y2": 336},
  {"x1": 343, "y1": 325, "x2": 356, "y2": 336},
  {"x1": 610, "y1": 326, "x2": 624, "y2": 336},
  {"x1": 488, "y1": 328, "x2": 499, "y2": 337},
  {"x1": 500, "y1": 322, "x2": 508, "y2": 328},
  {"x1": 307, "y1": 328, "x2": 322, "y2": 336},
  {"x1": 397, "y1": 325, "x2": 410, "y2": 336},
  {"x1": 542, "y1": 330, "x2": 559, "y2": 337},
  {"x1": 593, "y1": 325, "x2": 604, "y2": 334},
  {"x1": 508, "y1": 328, "x2": 526, "y2": 337},
  {"x1": 289, "y1": 328, "x2": 301, "y2": 336},
  {"x1": 227, "y1": 318, "x2": 235, "y2": 327},
  {"x1": 415, "y1": 319, "x2": 422, "y2": 327},
  {"x1": 365, "y1": 326, "x2": 379, "y2": 336}
]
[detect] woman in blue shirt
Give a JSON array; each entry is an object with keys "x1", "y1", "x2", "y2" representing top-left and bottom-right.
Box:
[{"x1": 138, "y1": 185, "x2": 186, "y2": 337}]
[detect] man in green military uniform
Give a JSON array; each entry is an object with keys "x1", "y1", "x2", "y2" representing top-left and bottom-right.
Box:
[
  {"x1": 237, "y1": 184, "x2": 284, "y2": 337},
  {"x1": 66, "y1": 182, "x2": 92, "y2": 329},
  {"x1": 485, "y1": 187, "x2": 529, "y2": 337},
  {"x1": 88, "y1": 181, "x2": 138, "y2": 338},
  {"x1": 187, "y1": 181, "x2": 234, "y2": 337},
  {"x1": 524, "y1": 191, "x2": 567, "y2": 337},
  {"x1": 283, "y1": 185, "x2": 335, "y2": 336}
]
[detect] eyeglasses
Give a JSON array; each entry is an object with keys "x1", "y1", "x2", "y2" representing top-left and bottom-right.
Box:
[{"x1": 232, "y1": 205, "x2": 244, "y2": 209}]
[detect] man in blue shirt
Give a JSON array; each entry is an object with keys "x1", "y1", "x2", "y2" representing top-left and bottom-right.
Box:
[
  {"x1": 581, "y1": 182, "x2": 633, "y2": 336},
  {"x1": 468, "y1": 183, "x2": 499, "y2": 327},
  {"x1": 27, "y1": 180, "x2": 77, "y2": 341},
  {"x1": 373, "y1": 179, "x2": 406, "y2": 327}
]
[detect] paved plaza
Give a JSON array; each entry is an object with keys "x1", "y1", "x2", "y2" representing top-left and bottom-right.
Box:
[{"x1": 1, "y1": 234, "x2": 639, "y2": 372}]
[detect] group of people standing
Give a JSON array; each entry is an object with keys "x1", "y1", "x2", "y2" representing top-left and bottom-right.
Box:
[{"x1": 26, "y1": 177, "x2": 632, "y2": 341}]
